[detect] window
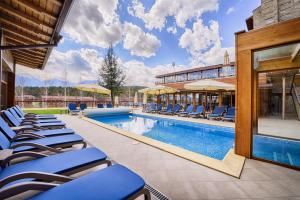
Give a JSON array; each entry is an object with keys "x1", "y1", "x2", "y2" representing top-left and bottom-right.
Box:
[
  {"x1": 156, "y1": 78, "x2": 164, "y2": 84},
  {"x1": 188, "y1": 72, "x2": 201, "y2": 80},
  {"x1": 220, "y1": 66, "x2": 235, "y2": 77},
  {"x1": 202, "y1": 69, "x2": 218, "y2": 79},
  {"x1": 176, "y1": 74, "x2": 187, "y2": 82},
  {"x1": 165, "y1": 76, "x2": 175, "y2": 83}
]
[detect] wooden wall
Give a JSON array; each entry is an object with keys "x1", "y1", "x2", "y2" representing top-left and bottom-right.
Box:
[{"x1": 235, "y1": 17, "x2": 300, "y2": 158}]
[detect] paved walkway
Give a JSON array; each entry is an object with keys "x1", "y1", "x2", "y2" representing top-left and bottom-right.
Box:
[{"x1": 58, "y1": 115, "x2": 300, "y2": 200}]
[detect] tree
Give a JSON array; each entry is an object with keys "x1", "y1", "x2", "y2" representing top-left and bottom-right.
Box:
[{"x1": 98, "y1": 45, "x2": 125, "y2": 106}]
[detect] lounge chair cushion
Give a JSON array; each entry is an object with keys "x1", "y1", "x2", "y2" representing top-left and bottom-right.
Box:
[
  {"x1": 0, "y1": 148, "x2": 107, "y2": 188},
  {"x1": 33, "y1": 128, "x2": 75, "y2": 137},
  {"x1": 33, "y1": 122, "x2": 66, "y2": 128},
  {"x1": 30, "y1": 164, "x2": 145, "y2": 200},
  {"x1": 11, "y1": 134, "x2": 84, "y2": 152}
]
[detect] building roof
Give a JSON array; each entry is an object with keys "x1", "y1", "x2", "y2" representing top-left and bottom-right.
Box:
[
  {"x1": 160, "y1": 77, "x2": 236, "y2": 91},
  {"x1": 156, "y1": 62, "x2": 235, "y2": 78},
  {"x1": 0, "y1": 0, "x2": 74, "y2": 69}
]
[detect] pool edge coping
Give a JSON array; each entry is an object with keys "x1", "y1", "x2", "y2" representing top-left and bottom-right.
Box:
[{"x1": 81, "y1": 116, "x2": 245, "y2": 178}]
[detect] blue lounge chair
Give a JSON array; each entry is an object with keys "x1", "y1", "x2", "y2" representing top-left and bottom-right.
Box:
[
  {"x1": 145, "y1": 103, "x2": 156, "y2": 113},
  {"x1": 68, "y1": 103, "x2": 80, "y2": 115},
  {"x1": 14, "y1": 105, "x2": 56, "y2": 119},
  {"x1": 207, "y1": 106, "x2": 226, "y2": 120},
  {"x1": 223, "y1": 107, "x2": 235, "y2": 121},
  {"x1": 2, "y1": 110, "x2": 66, "y2": 130},
  {"x1": 8, "y1": 108, "x2": 61, "y2": 124},
  {"x1": 178, "y1": 105, "x2": 194, "y2": 117},
  {"x1": 154, "y1": 103, "x2": 162, "y2": 113},
  {"x1": 172, "y1": 104, "x2": 181, "y2": 115},
  {"x1": 0, "y1": 147, "x2": 112, "y2": 199},
  {"x1": 189, "y1": 105, "x2": 205, "y2": 118},
  {"x1": 0, "y1": 116, "x2": 74, "y2": 140},
  {"x1": 160, "y1": 104, "x2": 173, "y2": 114},
  {"x1": 106, "y1": 103, "x2": 113, "y2": 108},
  {"x1": 79, "y1": 103, "x2": 87, "y2": 110},
  {"x1": 97, "y1": 103, "x2": 104, "y2": 108},
  {"x1": 0, "y1": 164, "x2": 150, "y2": 200},
  {"x1": 0, "y1": 129, "x2": 86, "y2": 153}
]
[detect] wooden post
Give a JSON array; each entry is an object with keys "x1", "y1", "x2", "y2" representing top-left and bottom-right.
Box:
[
  {"x1": 192, "y1": 93, "x2": 196, "y2": 111},
  {"x1": 209, "y1": 93, "x2": 212, "y2": 112},
  {"x1": 198, "y1": 93, "x2": 202, "y2": 105},
  {"x1": 185, "y1": 92, "x2": 188, "y2": 106},
  {"x1": 179, "y1": 93, "x2": 181, "y2": 104},
  {"x1": 282, "y1": 76, "x2": 286, "y2": 120},
  {"x1": 204, "y1": 91, "x2": 207, "y2": 112},
  {"x1": 172, "y1": 93, "x2": 175, "y2": 106},
  {"x1": 219, "y1": 91, "x2": 223, "y2": 106},
  {"x1": 167, "y1": 94, "x2": 169, "y2": 105},
  {"x1": 230, "y1": 92, "x2": 233, "y2": 107}
]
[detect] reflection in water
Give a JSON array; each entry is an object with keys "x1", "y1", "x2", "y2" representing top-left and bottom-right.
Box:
[{"x1": 116, "y1": 116, "x2": 157, "y2": 135}]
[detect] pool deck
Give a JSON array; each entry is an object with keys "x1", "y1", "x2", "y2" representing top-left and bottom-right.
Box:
[{"x1": 57, "y1": 114, "x2": 300, "y2": 200}]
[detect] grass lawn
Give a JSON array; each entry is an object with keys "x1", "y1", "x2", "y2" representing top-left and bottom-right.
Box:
[{"x1": 23, "y1": 108, "x2": 68, "y2": 115}]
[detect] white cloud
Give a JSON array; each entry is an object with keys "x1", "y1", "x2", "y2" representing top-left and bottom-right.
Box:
[
  {"x1": 123, "y1": 22, "x2": 161, "y2": 57},
  {"x1": 122, "y1": 60, "x2": 187, "y2": 86},
  {"x1": 16, "y1": 49, "x2": 103, "y2": 84},
  {"x1": 226, "y1": 7, "x2": 235, "y2": 15},
  {"x1": 128, "y1": 0, "x2": 219, "y2": 30},
  {"x1": 179, "y1": 19, "x2": 234, "y2": 66},
  {"x1": 167, "y1": 26, "x2": 177, "y2": 34},
  {"x1": 63, "y1": 0, "x2": 122, "y2": 48}
]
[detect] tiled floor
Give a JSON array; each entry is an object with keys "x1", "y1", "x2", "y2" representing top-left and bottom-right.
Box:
[{"x1": 57, "y1": 114, "x2": 300, "y2": 200}]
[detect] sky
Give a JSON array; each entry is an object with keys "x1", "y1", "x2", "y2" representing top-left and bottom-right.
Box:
[{"x1": 16, "y1": 0, "x2": 261, "y2": 87}]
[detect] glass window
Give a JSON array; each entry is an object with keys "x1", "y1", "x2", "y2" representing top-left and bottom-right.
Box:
[
  {"x1": 188, "y1": 72, "x2": 202, "y2": 80},
  {"x1": 176, "y1": 74, "x2": 187, "y2": 82},
  {"x1": 202, "y1": 69, "x2": 218, "y2": 79},
  {"x1": 165, "y1": 76, "x2": 175, "y2": 83},
  {"x1": 220, "y1": 66, "x2": 235, "y2": 77}
]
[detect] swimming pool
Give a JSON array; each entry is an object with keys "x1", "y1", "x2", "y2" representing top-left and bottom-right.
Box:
[{"x1": 90, "y1": 114, "x2": 235, "y2": 160}]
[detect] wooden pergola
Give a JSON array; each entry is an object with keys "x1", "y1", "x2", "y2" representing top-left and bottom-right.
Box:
[{"x1": 0, "y1": 0, "x2": 74, "y2": 109}]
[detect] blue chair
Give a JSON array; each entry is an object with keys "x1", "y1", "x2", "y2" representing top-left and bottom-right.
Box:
[
  {"x1": 155, "y1": 104, "x2": 163, "y2": 113},
  {"x1": 0, "y1": 128, "x2": 86, "y2": 153},
  {"x1": 145, "y1": 103, "x2": 156, "y2": 113},
  {"x1": 0, "y1": 148, "x2": 112, "y2": 199},
  {"x1": 79, "y1": 103, "x2": 87, "y2": 110},
  {"x1": 0, "y1": 116, "x2": 74, "y2": 139},
  {"x1": 172, "y1": 104, "x2": 181, "y2": 115},
  {"x1": 160, "y1": 104, "x2": 173, "y2": 114},
  {"x1": 68, "y1": 103, "x2": 80, "y2": 115},
  {"x1": 178, "y1": 105, "x2": 194, "y2": 117},
  {"x1": 223, "y1": 107, "x2": 235, "y2": 121},
  {"x1": 14, "y1": 105, "x2": 56, "y2": 119},
  {"x1": 189, "y1": 105, "x2": 205, "y2": 118},
  {"x1": 208, "y1": 106, "x2": 226, "y2": 120},
  {"x1": 1, "y1": 164, "x2": 150, "y2": 200},
  {"x1": 97, "y1": 103, "x2": 104, "y2": 108},
  {"x1": 8, "y1": 108, "x2": 61, "y2": 124},
  {"x1": 106, "y1": 103, "x2": 113, "y2": 108},
  {"x1": 2, "y1": 110, "x2": 66, "y2": 129}
]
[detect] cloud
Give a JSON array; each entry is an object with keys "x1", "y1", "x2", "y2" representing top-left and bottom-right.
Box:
[
  {"x1": 63, "y1": 0, "x2": 122, "y2": 48},
  {"x1": 226, "y1": 7, "x2": 235, "y2": 15},
  {"x1": 123, "y1": 22, "x2": 161, "y2": 57},
  {"x1": 167, "y1": 26, "x2": 177, "y2": 34},
  {"x1": 122, "y1": 60, "x2": 187, "y2": 86},
  {"x1": 16, "y1": 49, "x2": 103, "y2": 85},
  {"x1": 128, "y1": 0, "x2": 219, "y2": 30},
  {"x1": 179, "y1": 19, "x2": 234, "y2": 66}
]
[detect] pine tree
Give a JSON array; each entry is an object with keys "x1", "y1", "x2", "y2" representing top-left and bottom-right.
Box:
[{"x1": 98, "y1": 45, "x2": 125, "y2": 106}]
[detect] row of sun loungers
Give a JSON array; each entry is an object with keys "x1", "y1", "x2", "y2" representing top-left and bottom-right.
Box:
[
  {"x1": 68, "y1": 103, "x2": 113, "y2": 115},
  {"x1": 0, "y1": 105, "x2": 151, "y2": 199},
  {"x1": 144, "y1": 103, "x2": 235, "y2": 121}
]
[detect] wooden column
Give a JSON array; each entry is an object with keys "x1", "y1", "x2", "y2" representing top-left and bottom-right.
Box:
[
  {"x1": 219, "y1": 91, "x2": 223, "y2": 106},
  {"x1": 157, "y1": 95, "x2": 160, "y2": 104},
  {"x1": 179, "y1": 93, "x2": 181, "y2": 104},
  {"x1": 230, "y1": 92, "x2": 233, "y2": 107},
  {"x1": 192, "y1": 93, "x2": 196, "y2": 111},
  {"x1": 167, "y1": 94, "x2": 169, "y2": 105},
  {"x1": 209, "y1": 93, "x2": 212, "y2": 111},
  {"x1": 185, "y1": 92, "x2": 188, "y2": 106},
  {"x1": 198, "y1": 93, "x2": 202, "y2": 105},
  {"x1": 204, "y1": 91, "x2": 207, "y2": 112},
  {"x1": 282, "y1": 76, "x2": 286, "y2": 120},
  {"x1": 172, "y1": 94, "x2": 176, "y2": 106}
]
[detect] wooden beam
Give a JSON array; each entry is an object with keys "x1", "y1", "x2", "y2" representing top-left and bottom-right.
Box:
[
  {"x1": 48, "y1": 0, "x2": 63, "y2": 6},
  {"x1": 6, "y1": 39, "x2": 47, "y2": 53},
  {"x1": 3, "y1": 29, "x2": 43, "y2": 44},
  {"x1": 0, "y1": 15, "x2": 51, "y2": 38},
  {"x1": 1, "y1": 43, "x2": 57, "y2": 50},
  {"x1": 11, "y1": 52, "x2": 44, "y2": 62},
  {"x1": 15, "y1": 58, "x2": 42, "y2": 66},
  {"x1": 291, "y1": 44, "x2": 300, "y2": 62},
  {"x1": 3, "y1": 24, "x2": 48, "y2": 43},
  {"x1": 16, "y1": 60, "x2": 42, "y2": 68},
  {"x1": 0, "y1": 2, "x2": 53, "y2": 30},
  {"x1": 16, "y1": 0, "x2": 57, "y2": 20},
  {"x1": 12, "y1": 51, "x2": 45, "y2": 60},
  {"x1": 257, "y1": 55, "x2": 300, "y2": 72}
]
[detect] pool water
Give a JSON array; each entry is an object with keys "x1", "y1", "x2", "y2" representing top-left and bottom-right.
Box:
[{"x1": 90, "y1": 114, "x2": 234, "y2": 160}]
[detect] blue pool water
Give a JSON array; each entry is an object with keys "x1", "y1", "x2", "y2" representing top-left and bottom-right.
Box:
[
  {"x1": 90, "y1": 114, "x2": 234, "y2": 160},
  {"x1": 90, "y1": 114, "x2": 300, "y2": 167}
]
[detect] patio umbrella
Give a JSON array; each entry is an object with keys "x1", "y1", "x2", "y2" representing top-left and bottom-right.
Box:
[
  {"x1": 184, "y1": 79, "x2": 235, "y2": 91},
  {"x1": 138, "y1": 85, "x2": 177, "y2": 95},
  {"x1": 134, "y1": 92, "x2": 138, "y2": 105},
  {"x1": 143, "y1": 93, "x2": 147, "y2": 105},
  {"x1": 76, "y1": 84, "x2": 111, "y2": 107}
]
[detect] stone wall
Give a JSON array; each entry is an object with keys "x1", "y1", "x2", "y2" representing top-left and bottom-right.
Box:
[{"x1": 253, "y1": 0, "x2": 300, "y2": 29}]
